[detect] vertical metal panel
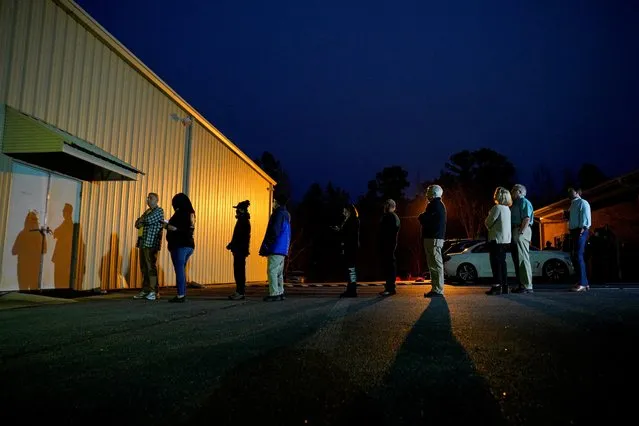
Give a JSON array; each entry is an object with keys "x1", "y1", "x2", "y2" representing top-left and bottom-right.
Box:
[
  {"x1": 0, "y1": 0, "x2": 17, "y2": 281},
  {"x1": 0, "y1": 0, "x2": 271, "y2": 290},
  {"x1": 188, "y1": 123, "x2": 270, "y2": 284}
]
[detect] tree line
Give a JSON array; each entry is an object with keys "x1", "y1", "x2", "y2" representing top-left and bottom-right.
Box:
[{"x1": 254, "y1": 150, "x2": 608, "y2": 282}]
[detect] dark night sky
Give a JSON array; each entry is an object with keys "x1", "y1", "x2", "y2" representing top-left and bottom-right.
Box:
[{"x1": 77, "y1": 0, "x2": 639, "y2": 199}]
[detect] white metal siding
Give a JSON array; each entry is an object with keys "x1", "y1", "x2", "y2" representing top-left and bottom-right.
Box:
[{"x1": 0, "y1": 0, "x2": 271, "y2": 290}]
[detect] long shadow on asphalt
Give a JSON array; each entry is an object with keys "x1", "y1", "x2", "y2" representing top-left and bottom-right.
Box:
[
  {"x1": 371, "y1": 297, "x2": 507, "y2": 426},
  {"x1": 187, "y1": 297, "x2": 506, "y2": 426}
]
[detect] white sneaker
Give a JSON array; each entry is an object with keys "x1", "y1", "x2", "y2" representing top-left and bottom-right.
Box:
[
  {"x1": 134, "y1": 291, "x2": 148, "y2": 299},
  {"x1": 144, "y1": 292, "x2": 157, "y2": 301}
]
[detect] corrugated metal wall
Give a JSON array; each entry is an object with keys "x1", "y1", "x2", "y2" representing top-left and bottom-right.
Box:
[
  {"x1": 0, "y1": 0, "x2": 271, "y2": 290},
  {"x1": 189, "y1": 124, "x2": 270, "y2": 284}
]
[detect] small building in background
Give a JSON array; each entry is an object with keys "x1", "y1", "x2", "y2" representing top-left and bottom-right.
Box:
[{"x1": 534, "y1": 169, "x2": 639, "y2": 282}]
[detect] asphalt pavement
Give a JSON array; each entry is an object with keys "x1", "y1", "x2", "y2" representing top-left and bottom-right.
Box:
[{"x1": 1, "y1": 284, "x2": 638, "y2": 425}]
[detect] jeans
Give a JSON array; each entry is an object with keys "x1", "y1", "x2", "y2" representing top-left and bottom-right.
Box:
[
  {"x1": 489, "y1": 241, "x2": 508, "y2": 287},
  {"x1": 571, "y1": 229, "x2": 589, "y2": 286},
  {"x1": 170, "y1": 247, "x2": 194, "y2": 296}
]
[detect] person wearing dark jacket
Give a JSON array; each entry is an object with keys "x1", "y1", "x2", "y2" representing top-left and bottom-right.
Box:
[
  {"x1": 259, "y1": 193, "x2": 291, "y2": 301},
  {"x1": 419, "y1": 184, "x2": 447, "y2": 298},
  {"x1": 227, "y1": 200, "x2": 251, "y2": 300},
  {"x1": 163, "y1": 193, "x2": 195, "y2": 303},
  {"x1": 379, "y1": 199, "x2": 401, "y2": 297},
  {"x1": 332, "y1": 203, "x2": 360, "y2": 298}
]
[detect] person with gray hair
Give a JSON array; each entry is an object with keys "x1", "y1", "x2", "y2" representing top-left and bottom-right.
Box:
[
  {"x1": 485, "y1": 187, "x2": 512, "y2": 295},
  {"x1": 378, "y1": 199, "x2": 401, "y2": 297},
  {"x1": 510, "y1": 184, "x2": 534, "y2": 293},
  {"x1": 419, "y1": 184, "x2": 447, "y2": 298}
]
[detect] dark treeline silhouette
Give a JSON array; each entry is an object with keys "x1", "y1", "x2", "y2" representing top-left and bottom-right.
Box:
[{"x1": 254, "y1": 150, "x2": 608, "y2": 282}]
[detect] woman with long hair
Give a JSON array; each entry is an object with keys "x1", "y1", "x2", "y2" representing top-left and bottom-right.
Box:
[
  {"x1": 333, "y1": 203, "x2": 360, "y2": 298},
  {"x1": 164, "y1": 193, "x2": 196, "y2": 302},
  {"x1": 485, "y1": 187, "x2": 512, "y2": 295}
]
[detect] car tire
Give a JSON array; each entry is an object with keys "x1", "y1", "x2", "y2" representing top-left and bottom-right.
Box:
[
  {"x1": 542, "y1": 259, "x2": 569, "y2": 283},
  {"x1": 456, "y1": 263, "x2": 478, "y2": 284}
]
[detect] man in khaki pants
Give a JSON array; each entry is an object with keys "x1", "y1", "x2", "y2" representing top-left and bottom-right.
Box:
[
  {"x1": 419, "y1": 185, "x2": 447, "y2": 298},
  {"x1": 134, "y1": 193, "x2": 164, "y2": 300},
  {"x1": 510, "y1": 184, "x2": 534, "y2": 293}
]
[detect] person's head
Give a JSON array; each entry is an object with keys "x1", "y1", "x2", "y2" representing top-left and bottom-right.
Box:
[
  {"x1": 546, "y1": 241, "x2": 552, "y2": 248},
  {"x1": 511, "y1": 184, "x2": 527, "y2": 200},
  {"x1": 493, "y1": 187, "x2": 513, "y2": 206},
  {"x1": 426, "y1": 184, "x2": 443, "y2": 201},
  {"x1": 273, "y1": 193, "x2": 289, "y2": 210},
  {"x1": 384, "y1": 199, "x2": 396, "y2": 213},
  {"x1": 146, "y1": 192, "x2": 159, "y2": 209},
  {"x1": 63, "y1": 203, "x2": 73, "y2": 220},
  {"x1": 172, "y1": 193, "x2": 194, "y2": 213},
  {"x1": 568, "y1": 187, "x2": 582, "y2": 200},
  {"x1": 233, "y1": 200, "x2": 250, "y2": 217},
  {"x1": 344, "y1": 204, "x2": 358, "y2": 219}
]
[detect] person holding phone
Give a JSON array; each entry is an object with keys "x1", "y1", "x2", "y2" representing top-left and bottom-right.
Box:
[{"x1": 164, "y1": 193, "x2": 195, "y2": 303}]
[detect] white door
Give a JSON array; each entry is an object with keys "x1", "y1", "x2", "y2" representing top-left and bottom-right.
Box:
[
  {"x1": 1, "y1": 163, "x2": 49, "y2": 291},
  {"x1": 41, "y1": 174, "x2": 82, "y2": 290},
  {"x1": 1, "y1": 162, "x2": 81, "y2": 291}
]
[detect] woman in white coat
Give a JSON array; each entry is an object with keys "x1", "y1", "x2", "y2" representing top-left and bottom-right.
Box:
[{"x1": 485, "y1": 187, "x2": 513, "y2": 295}]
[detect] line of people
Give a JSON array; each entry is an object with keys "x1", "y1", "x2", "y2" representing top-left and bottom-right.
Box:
[
  {"x1": 132, "y1": 192, "x2": 292, "y2": 302},
  {"x1": 333, "y1": 183, "x2": 591, "y2": 298},
  {"x1": 132, "y1": 183, "x2": 591, "y2": 303}
]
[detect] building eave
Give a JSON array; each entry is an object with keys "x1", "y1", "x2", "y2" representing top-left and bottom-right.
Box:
[{"x1": 53, "y1": 0, "x2": 276, "y2": 186}]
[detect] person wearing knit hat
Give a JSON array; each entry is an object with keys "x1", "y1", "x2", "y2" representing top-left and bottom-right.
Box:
[{"x1": 227, "y1": 200, "x2": 251, "y2": 300}]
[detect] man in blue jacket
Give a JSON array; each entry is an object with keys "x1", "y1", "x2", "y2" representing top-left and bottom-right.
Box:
[{"x1": 259, "y1": 193, "x2": 291, "y2": 301}]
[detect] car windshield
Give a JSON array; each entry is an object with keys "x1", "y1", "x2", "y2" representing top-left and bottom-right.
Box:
[{"x1": 446, "y1": 240, "x2": 483, "y2": 254}]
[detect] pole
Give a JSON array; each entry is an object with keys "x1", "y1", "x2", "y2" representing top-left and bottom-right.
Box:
[{"x1": 182, "y1": 117, "x2": 193, "y2": 195}]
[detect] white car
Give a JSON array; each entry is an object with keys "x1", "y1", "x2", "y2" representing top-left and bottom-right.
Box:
[{"x1": 444, "y1": 241, "x2": 575, "y2": 283}]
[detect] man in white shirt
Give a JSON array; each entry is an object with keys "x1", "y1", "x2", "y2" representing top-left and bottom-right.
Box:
[{"x1": 568, "y1": 188, "x2": 591, "y2": 292}]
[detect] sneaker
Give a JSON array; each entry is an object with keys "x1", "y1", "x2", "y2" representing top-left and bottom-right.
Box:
[
  {"x1": 169, "y1": 296, "x2": 186, "y2": 303},
  {"x1": 144, "y1": 291, "x2": 157, "y2": 301},
  {"x1": 571, "y1": 285, "x2": 588, "y2": 292},
  {"x1": 425, "y1": 291, "x2": 444, "y2": 298},
  {"x1": 378, "y1": 290, "x2": 396, "y2": 297},
  {"x1": 263, "y1": 295, "x2": 282, "y2": 302},
  {"x1": 228, "y1": 292, "x2": 245, "y2": 301},
  {"x1": 512, "y1": 287, "x2": 533, "y2": 294},
  {"x1": 134, "y1": 291, "x2": 148, "y2": 299}
]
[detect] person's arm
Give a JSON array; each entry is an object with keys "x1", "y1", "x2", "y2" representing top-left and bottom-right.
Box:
[
  {"x1": 485, "y1": 206, "x2": 499, "y2": 230},
  {"x1": 519, "y1": 201, "x2": 532, "y2": 234},
  {"x1": 261, "y1": 211, "x2": 283, "y2": 252},
  {"x1": 579, "y1": 201, "x2": 591, "y2": 234}
]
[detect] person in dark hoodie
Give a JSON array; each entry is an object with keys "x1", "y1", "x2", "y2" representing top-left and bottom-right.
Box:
[
  {"x1": 378, "y1": 199, "x2": 401, "y2": 297},
  {"x1": 163, "y1": 193, "x2": 196, "y2": 303},
  {"x1": 227, "y1": 200, "x2": 251, "y2": 300},
  {"x1": 332, "y1": 203, "x2": 360, "y2": 298},
  {"x1": 259, "y1": 193, "x2": 291, "y2": 301},
  {"x1": 419, "y1": 184, "x2": 447, "y2": 298}
]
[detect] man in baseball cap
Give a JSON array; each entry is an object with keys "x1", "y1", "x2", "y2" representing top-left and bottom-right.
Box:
[{"x1": 227, "y1": 200, "x2": 251, "y2": 300}]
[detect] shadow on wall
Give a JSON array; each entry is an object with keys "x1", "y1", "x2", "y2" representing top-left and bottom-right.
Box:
[
  {"x1": 51, "y1": 203, "x2": 85, "y2": 289},
  {"x1": 100, "y1": 233, "x2": 126, "y2": 290},
  {"x1": 11, "y1": 211, "x2": 46, "y2": 290}
]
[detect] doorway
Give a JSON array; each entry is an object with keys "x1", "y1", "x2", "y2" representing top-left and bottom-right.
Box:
[{"x1": 1, "y1": 162, "x2": 82, "y2": 291}]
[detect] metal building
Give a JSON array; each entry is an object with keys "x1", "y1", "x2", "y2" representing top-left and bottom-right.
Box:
[{"x1": 0, "y1": 0, "x2": 275, "y2": 292}]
